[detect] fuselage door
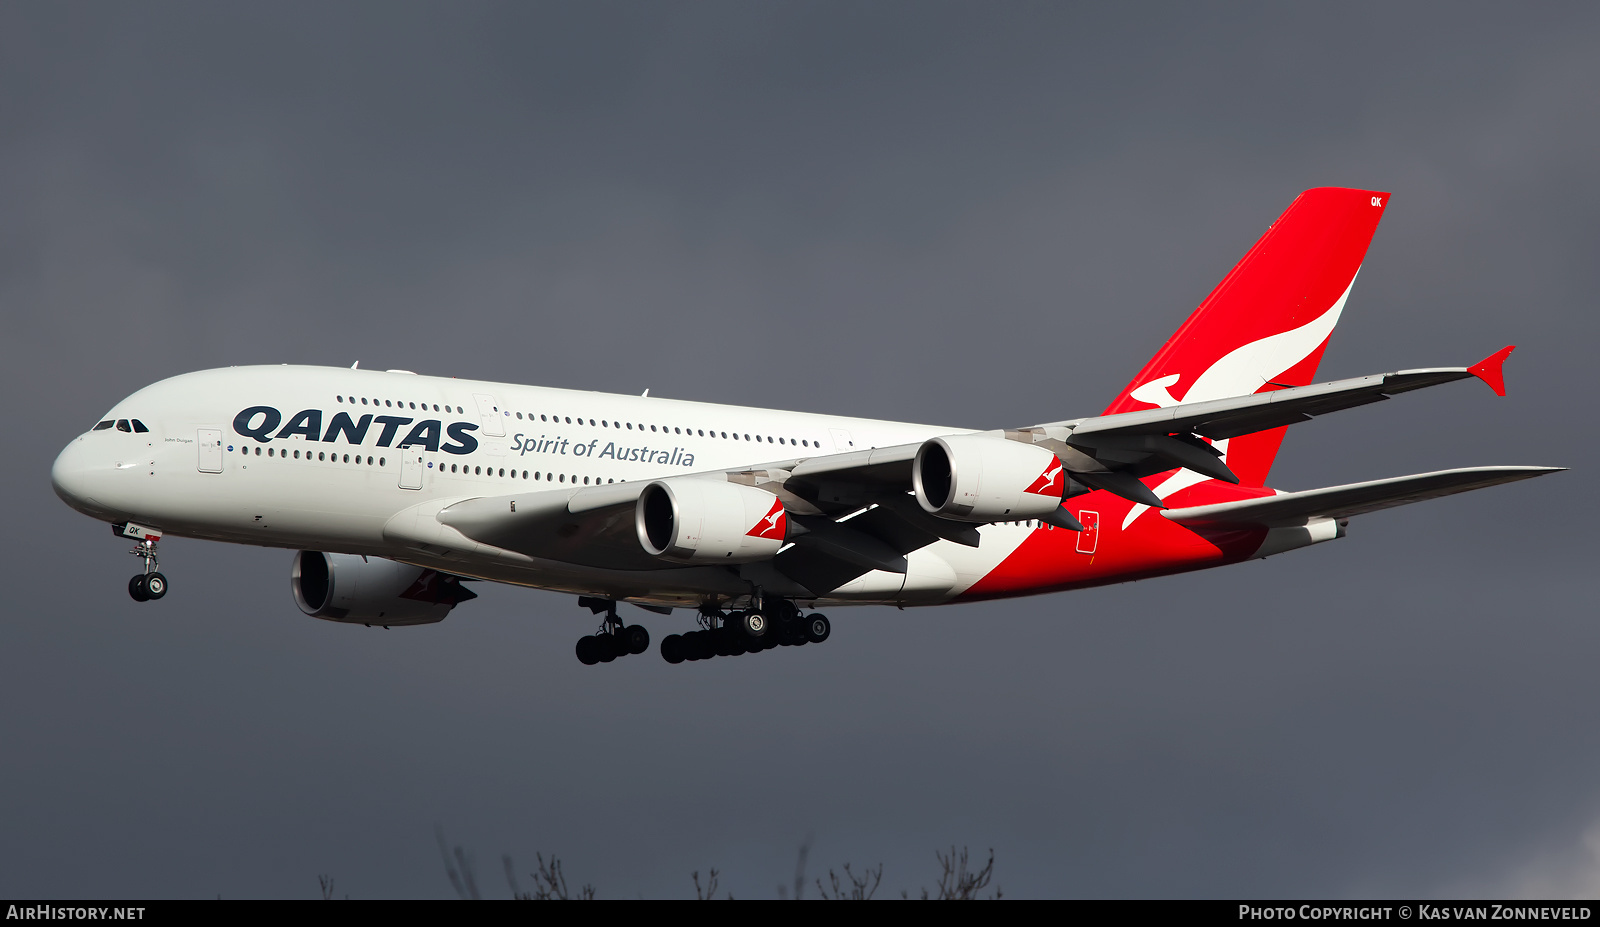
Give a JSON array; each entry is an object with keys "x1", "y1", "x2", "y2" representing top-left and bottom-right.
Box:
[
  {"x1": 198, "y1": 428, "x2": 223, "y2": 473},
  {"x1": 829, "y1": 427, "x2": 855, "y2": 451},
  {"x1": 1075, "y1": 510, "x2": 1100, "y2": 554},
  {"x1": 399, "y1": 447, "x2": 425, "y2": 490},
  {"x1": 473, "y1": 393, "x2": 506, "y2": 437}
]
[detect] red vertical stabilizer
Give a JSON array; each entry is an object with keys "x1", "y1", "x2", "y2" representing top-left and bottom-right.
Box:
[{"x1": 1103, "y1": 187, "x2": 1391, "y2": 486}]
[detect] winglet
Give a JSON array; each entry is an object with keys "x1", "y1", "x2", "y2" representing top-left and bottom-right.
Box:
[{"x1": 1468, "y1": 345, "x2": 1514, "y2": 396}]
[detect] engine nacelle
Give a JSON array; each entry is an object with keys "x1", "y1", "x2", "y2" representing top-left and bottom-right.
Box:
[
  {"x1": 913, "y1": 434, "x2": 1067, "y2": 522},
  {"x1": 636, "y1": 479, "x2": 790, "y2": 564},
  {"x1": 290, "y1": 551, "x2": 475, "y2": 626}
]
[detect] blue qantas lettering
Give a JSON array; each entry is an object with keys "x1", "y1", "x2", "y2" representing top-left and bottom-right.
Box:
[{"x1": 232, "y1": 406, "x2": 479, "y2": 454}]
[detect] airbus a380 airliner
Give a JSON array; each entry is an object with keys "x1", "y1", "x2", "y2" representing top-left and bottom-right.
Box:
[{"x1": 52, "y1": 188, "x2": 1562, "y2": 665}]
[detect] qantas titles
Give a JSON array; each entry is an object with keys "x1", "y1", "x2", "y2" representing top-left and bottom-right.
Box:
[{"x1": 232, "y1": 406, "x2": 480, "y2": 455}]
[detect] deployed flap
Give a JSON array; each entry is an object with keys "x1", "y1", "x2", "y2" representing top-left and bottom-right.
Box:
[{"x1": 1162, "y1": 466, "x2": 1563, "y2": 528}]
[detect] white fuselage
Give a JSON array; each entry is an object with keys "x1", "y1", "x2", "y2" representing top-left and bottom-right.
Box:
[{"x1": 52, "y1": 366, "x2": 1041, "y2": 607}]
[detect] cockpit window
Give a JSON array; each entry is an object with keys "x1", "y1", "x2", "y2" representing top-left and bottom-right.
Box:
[
  {"x1": 131, "y1": 420, "x2": 149, "y2": 433},
  {"x1": 93, "y1": 421, "x2": 114, "y2": 431},
  {"x1": 115, "y1": 420, "x2": 131, "y2": 432}
]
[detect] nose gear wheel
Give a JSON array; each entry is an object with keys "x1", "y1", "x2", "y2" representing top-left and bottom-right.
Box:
[{"x1": 125, "y1": 538, "x2": 169, "y2": 602}]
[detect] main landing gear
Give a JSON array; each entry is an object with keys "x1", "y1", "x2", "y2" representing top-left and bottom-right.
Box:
[
  {"x1": 574, "y1": 598, "x2": 650, "y2": 666},
  {"x1": 658, "y1": 601, "x2": 830, "y2": 665},
  {"x1": 126, "y1": 536, "x2": 168, "y2": 602}
]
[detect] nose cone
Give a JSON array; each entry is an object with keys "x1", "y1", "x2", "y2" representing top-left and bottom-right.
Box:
[{"x1": 52, "y1": 436, "x2": 115, "y2": 519}]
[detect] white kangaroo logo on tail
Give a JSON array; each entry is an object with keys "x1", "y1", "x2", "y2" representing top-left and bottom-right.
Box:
[{"x1": 1120, "y1": 272, "x2": 1359, "y2": 529}]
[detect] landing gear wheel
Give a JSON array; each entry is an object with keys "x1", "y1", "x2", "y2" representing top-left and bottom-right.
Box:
[
  {"x1": 143, "y1": 572, "x2": 168, "y2": 600},
  {"x1": 661, "y1": 634, "x2": 686, "y2": 664},
  {"x1": 596, "y1": 634, "x2": 618, "y2": 663},
  {"x1": 622, "y1": 624, "x2": 650, "y2": 655},
  {"x1": 806, "y1": 613, "x2": 830, "y2": 643},
  {"x1": 576, "y1": 635, "x2": 601, "y2": 665},
  {"x1": 740, "y1": 611, "x2": 767, "y2": 638},
  {"x1": 128, "y1": 575, "x2": 150, "y2": 602}
]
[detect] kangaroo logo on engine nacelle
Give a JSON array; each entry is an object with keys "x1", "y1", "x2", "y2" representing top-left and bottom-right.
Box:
[
  {"x1": 1024, "y1": 461, "x2": 1065, "y2": 496},
  {"x1": 747, "y1": 498, "x2": 787, "y2": 540}
]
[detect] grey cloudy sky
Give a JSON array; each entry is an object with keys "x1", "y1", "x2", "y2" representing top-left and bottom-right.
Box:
[{"x1": 2, "y1": 1, "x2": 1597, "y2": 899}]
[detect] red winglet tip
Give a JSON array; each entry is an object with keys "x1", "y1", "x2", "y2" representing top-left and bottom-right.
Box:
[{"x1": 1468, "y1": 345, "x2": 1514, "y2": 397}]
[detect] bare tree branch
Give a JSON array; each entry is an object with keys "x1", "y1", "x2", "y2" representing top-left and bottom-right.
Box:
[
  {"x1": 919, "y1": 846, "x2": 999, "y2": 900},
  {"x1": 691, "y1": 868, "x2": 721, "y2": 900},
  {"x1": 435, "y1": 826, "x2": 480, "y2": 900},
  {"x1": 777, "y1": 837, "x2": 812, "y2": 899},
  {"x1": 815, "y1": 862, "x2": 883, "y2": 900},
  {"x1": 506, "y1": 852, "x2": 595, "y2": 900}
]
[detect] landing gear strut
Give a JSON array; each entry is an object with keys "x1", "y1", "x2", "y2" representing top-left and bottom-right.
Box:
[
  {"x1": 574, "y1": 598, "x2": 649, "y2": 666},
  {"x1": 126, "y1": 536, "x2": 167, "y2": 602},
  {"x1": 659, "y1": 599, "x2": 832, "y2": 664}
]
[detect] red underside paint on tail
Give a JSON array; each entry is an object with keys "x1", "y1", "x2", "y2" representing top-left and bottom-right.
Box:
[{"x1": 959, "y1": 480, "x2": 1277, "y2": 600}]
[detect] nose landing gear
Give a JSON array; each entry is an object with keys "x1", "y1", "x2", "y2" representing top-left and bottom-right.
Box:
[{"x1": 121, "y1": 526, "x2": 168, "y2": 602}]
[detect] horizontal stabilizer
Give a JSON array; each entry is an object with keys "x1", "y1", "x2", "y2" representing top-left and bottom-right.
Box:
[{"x1": 1162, "y1": 466, "x2": 1564, "y2": 528}]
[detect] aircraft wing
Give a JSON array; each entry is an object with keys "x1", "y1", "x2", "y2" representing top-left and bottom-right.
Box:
[
  {"x1": 1009, "y1": 347, "x2": 1518, "y2": 503},
  {"x1": 1067, "y1": 351, "x2": 1509, "y2": 442},
  {"x1": 1160, "y1": 465, "x2": 1562, "y2": 528},
  {"x1": 420, "y1": 450, "x2": 968, "y2": 595}
]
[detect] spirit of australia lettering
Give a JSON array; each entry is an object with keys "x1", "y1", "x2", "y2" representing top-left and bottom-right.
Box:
[{"x1": 511, "y1": 434, "x2": 694, "y2": 468}]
